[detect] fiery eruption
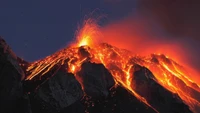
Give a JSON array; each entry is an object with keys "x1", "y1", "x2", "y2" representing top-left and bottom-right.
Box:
[{"x1": 26, "y1": 19, "x2": 200, "y2": 113}]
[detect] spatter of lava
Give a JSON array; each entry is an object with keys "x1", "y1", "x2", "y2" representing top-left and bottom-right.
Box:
[{"x1": 26, "y1": 19, "x2": 200, "y2": 113}]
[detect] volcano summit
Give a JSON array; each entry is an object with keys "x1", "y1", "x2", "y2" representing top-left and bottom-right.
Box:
[{"x1": 0, "y1": 19, "x2": 200, "y2": 113}]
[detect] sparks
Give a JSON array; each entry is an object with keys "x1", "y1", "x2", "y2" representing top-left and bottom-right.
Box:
[
  {"x1": 75, "y1": 18, "x2": 101, "y2": 47},
  {"x1": 78, "y1": 35, "x2": 90, "y2": 47}
]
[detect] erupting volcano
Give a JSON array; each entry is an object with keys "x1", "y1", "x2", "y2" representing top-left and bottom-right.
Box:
[{"x1": 1, "y1": 18, "x2": 200, "y2": 113}]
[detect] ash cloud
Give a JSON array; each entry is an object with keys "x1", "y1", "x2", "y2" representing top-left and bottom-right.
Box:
[
  {"x1": 137, "y1": 0, "x2": 200, "y2": 41},
  {"x1": 100, "y1": 0, "x2": 200, "y2": 80},
  {"x1": 137, "y1": 0, "x2": 200, "y2": 71}
]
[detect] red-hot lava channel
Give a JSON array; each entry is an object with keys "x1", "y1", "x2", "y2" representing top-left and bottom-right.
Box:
[{"x1": 25, "y1": 19, "x2": 200, "y2": 113}]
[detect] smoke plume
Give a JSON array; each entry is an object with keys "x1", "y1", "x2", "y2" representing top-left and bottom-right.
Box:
[{"x1": 99, "y1": 0, "x2": 200, "y2": 82}]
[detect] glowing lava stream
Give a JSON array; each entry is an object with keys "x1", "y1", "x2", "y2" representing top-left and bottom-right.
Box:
[{"x1": 26, "y1": 19, "x2": 200, "y2": 113}]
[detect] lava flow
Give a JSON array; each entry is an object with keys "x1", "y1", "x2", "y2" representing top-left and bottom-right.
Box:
[{"x1": 26, "y1": 19, "x2": 200, "y2": 113}]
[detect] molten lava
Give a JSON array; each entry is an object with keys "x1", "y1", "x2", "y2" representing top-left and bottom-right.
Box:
[{"x1": 26, "y1": 19, "x2": 200, "y2": 113}]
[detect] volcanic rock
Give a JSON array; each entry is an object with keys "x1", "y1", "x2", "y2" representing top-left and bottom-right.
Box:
[
  {"x1": 77, "y1": 61, "x2": 115, "y2": 98},
  {"x1": 131, "y1": 65, "x2": 192, "y2": 113},
  {"x1": 0, "y1": 36, "x2": 195, "y2": 113},
  {"x1": 84, "y1": 86, "x2": 156, "y2": 113},
  {"x1": 60, "y1": 86, "x2": 156, "y2": 113},
  {"x1": 32, "y1": 69, "x2": 83, "y2": 113},
  {"x1": 0, "y1": 37, "x2": 29, "y2": 113}
]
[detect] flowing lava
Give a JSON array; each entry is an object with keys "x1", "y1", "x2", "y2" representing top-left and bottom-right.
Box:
[{"x1": 26, "y1": 19, "x2": 200, "y2": 113}]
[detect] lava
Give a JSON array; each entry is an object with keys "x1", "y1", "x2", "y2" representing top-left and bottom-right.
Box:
[
  {"x1": 75, "y1": 18, "x2": 101, "y2": 47},
  {"x1": 25, "y1": 19, "x2": 200, "y2": 113}
]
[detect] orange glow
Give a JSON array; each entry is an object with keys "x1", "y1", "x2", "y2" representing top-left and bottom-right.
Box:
[
  {"x1": 135, "y1": 54, "x2": 200, "y2": 112},
  {"x1": 25, "y1": 18, "x2": 200, "y2": 113},
  {"x1": 75, "y1": 18, "x2": 101, "y2": 47},
  {"x1": 78, "y1": 36, "x2": 90, "y2": 47}
]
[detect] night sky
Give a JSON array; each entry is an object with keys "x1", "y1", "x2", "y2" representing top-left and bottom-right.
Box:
[
  {"x1": 0, "y1": 0, "x2": 200, "y2": 70},
  {"x1": 0, "y1": 0, "x2": 137, "y2": 61}
]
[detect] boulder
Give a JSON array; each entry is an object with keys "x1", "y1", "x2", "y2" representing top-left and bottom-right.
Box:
[
  {"x1": 77, "y1": 62, "x2": 115, "y2": 98},
  {"x1": 33, "y1": 69, "x2": 83, "y2": 113}
]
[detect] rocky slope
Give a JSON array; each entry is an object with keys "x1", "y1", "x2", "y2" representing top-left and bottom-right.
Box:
[{"x1": 0, "y1": 37, "x2": 193, "y2": 113}]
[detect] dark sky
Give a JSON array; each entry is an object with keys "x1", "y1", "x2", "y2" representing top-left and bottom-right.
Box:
[
  {"x1": 1, "y1": 0, "x2": 200, "y2": 66},
  {"x1": 0, "y1": 0, "x2": 136, "y2": 61}
]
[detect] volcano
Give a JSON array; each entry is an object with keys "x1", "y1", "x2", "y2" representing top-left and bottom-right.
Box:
[{"x1": 0, "y1": 19, "x2": 200, "y2": 113}]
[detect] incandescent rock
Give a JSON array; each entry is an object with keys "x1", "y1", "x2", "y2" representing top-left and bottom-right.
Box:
[
  {"x1": 33, "y1": 69, "x2": 84, "y2": 113},
  {"x1": 131, "y1": 64, "x2": 192, "y2": 113},
  {"x1": 0, "y1": 37, "x2": 27, "y2": 113},
  {"x1": 77, "y1": 62, "x2": 115, "y2": 98},
  {"x1": 0, "y1": 36, "x2": 195, "y2": 113}
]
